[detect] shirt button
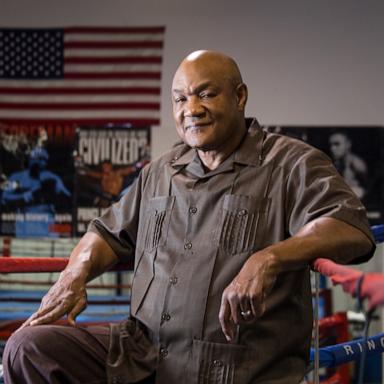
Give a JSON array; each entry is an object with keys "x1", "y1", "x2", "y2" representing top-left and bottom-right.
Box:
[
  {"x1": 161, "y1": 313, "x2": 171, "y2": 321},
  {"x1": 189, "y1": 206, "x2": 197, "y2": 214},
  {"x1": 184, "y1": 242, "x2": 192, "y2": 250},
  {"x1": 237, "y1": 209, "x2": 248, "y2": 217},
  {"x1": 213, "y1": 359, "x2": 223, "y2": 367},
  {"x1": 169, "y1": 276, "x2": 178, "y2": 285},
  {"x1": 160, "y1": 347, "x2": 168, "y2": 358}
]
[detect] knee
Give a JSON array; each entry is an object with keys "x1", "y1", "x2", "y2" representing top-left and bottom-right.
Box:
[{"x1": 3, "y1": 325, "x2": 56, "y2": 372}]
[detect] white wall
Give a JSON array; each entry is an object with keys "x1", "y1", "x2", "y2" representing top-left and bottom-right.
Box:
[{"x1": 1, "y1": 0, "x2": 383, "y2": 158}]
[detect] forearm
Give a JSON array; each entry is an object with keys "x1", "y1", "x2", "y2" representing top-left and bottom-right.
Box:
[
  {"x1": 261, "y1": 217, "x2": 374, "y2": 274},
  {"x1": 66, "y1": 231, "x2": 119, "y2": 284}
]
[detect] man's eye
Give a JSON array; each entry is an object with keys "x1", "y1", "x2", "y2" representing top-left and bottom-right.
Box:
[
  {"x1": 200, "y1": 92, "x2": 215, "y2": 99},
  {"x1": 174, "y1": 97, "x2": 186, "y2": 103}
]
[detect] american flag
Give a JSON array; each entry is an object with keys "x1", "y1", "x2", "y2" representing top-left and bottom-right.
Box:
[{"x1": 0, "y1": 27, "x2": 165, "y2": 127}]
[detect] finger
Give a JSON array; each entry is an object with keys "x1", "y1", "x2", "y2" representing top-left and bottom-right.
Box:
[
  {"x1": 16, "y1": 302, "x2": 57, "y2": 331},
  {"x1": 238, "y1": 292, "x2": 250, "y2": 314},
  {"x1": 219, "y1": 296, "x2": 236, "y2": 342},
  {"x1": 238, "y1": 294, "x2": 254, "y2": 322},
  {"x1": 29, "y1": 304, "x2": 69, "y2": 326},
  {"x1": 16, "y1": 312, "x2": 40, "y2": 332},
  {"x1": 240, "y1": 309, "x2": 253, "y2": 322},
  {"x1": 250, "y1": 293, "x2": 266, "y2": 318},
  {"x1": 67, "y1": 299, "x2": 87, "y2": 326},
  {"x1": 226, "y1": 290, "x2": 243, "y2": 325}
]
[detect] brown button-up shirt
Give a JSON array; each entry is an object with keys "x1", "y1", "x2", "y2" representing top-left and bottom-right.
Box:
[{"x1": 89, "y1": 119, "x2": 374, "y2": 384}]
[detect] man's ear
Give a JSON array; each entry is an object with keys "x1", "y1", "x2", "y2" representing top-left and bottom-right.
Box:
[{"x1": 236, "y1": 83, "x2": 248, "y2": 111}]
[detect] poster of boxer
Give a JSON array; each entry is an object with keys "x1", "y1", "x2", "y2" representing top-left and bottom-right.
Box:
[
  {"x1": 263, "y1": 126, "x2": 383, "y2": 223},
  {"x1": 74, "y1": 126, "x2": 151, "y2": 235},
  {"x1": 0, "y1": 124, "x2": 75, "y2": 237}
]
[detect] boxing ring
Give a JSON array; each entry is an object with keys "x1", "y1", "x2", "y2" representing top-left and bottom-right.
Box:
[{"x1": 0, "y1": 225, "x2": 384, "y2": 383}]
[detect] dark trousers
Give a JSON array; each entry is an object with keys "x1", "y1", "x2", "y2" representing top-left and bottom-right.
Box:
[{"x1": 2, "y1": 324, "x2": 156, "y2": 384}]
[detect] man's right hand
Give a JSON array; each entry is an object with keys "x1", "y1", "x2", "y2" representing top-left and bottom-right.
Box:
[
  {"x1": 17, "y1": 232, "x2": 119, "y2": 331},
  {"x1": 17, "y1": 268, "x2": 88, "y2": 330}
]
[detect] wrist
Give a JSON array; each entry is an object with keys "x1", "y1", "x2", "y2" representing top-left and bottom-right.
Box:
[
  {"x1": 254, "y1": 248, "x2": 282, "y2": 274},
  {"x1": 60, "y1": 262, "x2": 90, "y2": 285}
]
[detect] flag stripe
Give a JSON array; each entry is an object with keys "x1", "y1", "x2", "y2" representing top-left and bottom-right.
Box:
[
  {"x1": 65, "y1": 33, "x2": 164, "y2": 42},
  {"x1": 0, "y1": 87, "x2": 160, "y2": 94},
  {"x1": 0, "y1": 80, "x2": 161, "y2": 88},
  {"x1": 65, "y1": 64, "x2": 162, "y2": 73},
  {"x1": 1, "y1": 94, "x2": 160, "y2": 103},
  {"x1": 64, "y1": 56, "x2": 162, "y2": 64},
  {"x1": 65, "y1": 27, "x2": 165, "y2": 34},
  {"x1": 64, "y1": 41, "x2": 163, "y2": 49},
  {"x1": 63, "y1": 72, "x2": 161, "y2": 79},
  {"x1": 0, "y1": 102, "x2": 160, "y2": 110},
  {"x1": 0, "y1": 118, "x2": 159, "y2": 125},
  {"x1": 0, "y1": 26, "x2": 165, "y2": 126},
  {"x1": 64, "y1": 48, "x2": 163, "y2": 57},
  {"x1": 0, "y1": 110, "x2": 159, "y2": 119}
]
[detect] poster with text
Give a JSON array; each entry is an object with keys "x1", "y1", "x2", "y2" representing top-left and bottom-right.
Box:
[
  {"x1": 263, "y1": 126, "x2": 383, "y2": 224},
  {"x1": 75, "y1": 126, "x2": 151, "y2": 235},
  {"x1": 0, "y1": 123, "x2": 76, "y2": 237}
]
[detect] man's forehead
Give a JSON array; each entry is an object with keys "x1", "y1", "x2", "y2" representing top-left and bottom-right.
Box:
[
  {"x1": 172, "y1": 64, "x2": 231, "y2": 92},
  {"x1": 172, "y1": 78, "x2": 220, "y2": 94}
]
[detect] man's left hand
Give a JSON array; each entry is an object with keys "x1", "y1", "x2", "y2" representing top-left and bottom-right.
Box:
[{"x1": 219, "y1": 251, "x2": 278, "y2": 342}]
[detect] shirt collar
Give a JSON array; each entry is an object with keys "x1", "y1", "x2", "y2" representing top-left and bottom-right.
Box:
[{"x1": 233, "y1": 118, "x2": 264, "y2": 166}]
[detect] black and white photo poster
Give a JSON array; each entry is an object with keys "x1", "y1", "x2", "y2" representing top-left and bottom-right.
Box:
[{"x1": 263, "y1": 126, "x2": 383, "y2": 223}]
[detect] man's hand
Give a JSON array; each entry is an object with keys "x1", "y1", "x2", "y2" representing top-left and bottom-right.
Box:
[
  {"x1": 219, "y1": 251, "x2": 278, "y2": 342},
  {"x1": 18, "y1": 268, "x2": 87, "y2": 331},
  {"x1": 16, "y1": 232, "x2": 119, "y2": 332}
]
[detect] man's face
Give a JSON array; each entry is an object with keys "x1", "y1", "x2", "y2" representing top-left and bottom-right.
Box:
[
  {"x1": 329, "y1": 133, "x2": 349, "y2": 159},
  {"x1": 171, "y1": 60, "x2": 246, "y2": 151},
  {"x1": 102, "y1": 162, "x2": 113, "y2": 172}
]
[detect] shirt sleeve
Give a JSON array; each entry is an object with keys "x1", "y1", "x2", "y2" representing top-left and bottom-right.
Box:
[
  {"x1": 87, "y1": 170, "x2": 144, "y2": 262},
  {"x1": 286, "y1": 146, "x2": 375, "y2": 263}
]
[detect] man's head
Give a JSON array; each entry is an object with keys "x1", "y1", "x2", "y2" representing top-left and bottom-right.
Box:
[
  {"x1": 329, "y1": 132, "x2": 351, "y2": 159},
  {"x1": 101, "y1": 161, "x2": 113, "y2": 173},
  {"x1": 28, "y1": 147, "x2": 49, "y2": 178},
  {"x1": 171, "y1": 50, "x2": 248, "y2": 151},
  {"x1": 29, "y1": 147, "x2": 49, "y2": 169}
]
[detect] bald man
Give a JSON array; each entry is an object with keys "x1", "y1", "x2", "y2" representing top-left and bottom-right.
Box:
[{"x1": 3, "y1": 51, "x2": 375, "y2": 384}]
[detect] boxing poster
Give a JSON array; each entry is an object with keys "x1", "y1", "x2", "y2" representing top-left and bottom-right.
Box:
[
  {"x1": 263, "y1": 126, "x2": 383, "y2": 224},
  {"x1": 74, "y1": 126, "x2": 151, "y2": 235},
  {"x1": 0, "y1": 124, "x2": 75, "y2": 237}
]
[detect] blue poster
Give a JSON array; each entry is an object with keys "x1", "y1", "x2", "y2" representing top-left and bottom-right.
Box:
[{"x1": 0, "y1": 124, "x2": 75, "y2": 237}]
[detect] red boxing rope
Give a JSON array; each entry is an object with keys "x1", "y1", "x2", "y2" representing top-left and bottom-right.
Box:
[
  {"x1": 313, "y1": 258, "x2": 384, "y2": 311},
  {"x1": 0, "y1": 257, "x2": 69, "y2": 273},
  {"x1": 0, "y1": 257, "x2": 132, "y2": 274}
]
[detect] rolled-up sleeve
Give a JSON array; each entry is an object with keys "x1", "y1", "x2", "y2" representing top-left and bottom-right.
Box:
[
  {"x1": 285, "y1": 147, "x2": 375, "y2": 262},
  {"x1": 87, "y1": 170, "x2": 144, "y2": 263}
]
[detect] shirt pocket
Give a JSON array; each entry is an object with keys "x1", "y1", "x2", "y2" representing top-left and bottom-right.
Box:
[
  {"x1": 216, "y1": 194, "x2": 270, "y2": 255},
  {"x1": 142, "y1": 195, "x2": 175, "y2": 251},
  {"x1": 191, "y1": 339, "x2": 254, "y2": 384}
]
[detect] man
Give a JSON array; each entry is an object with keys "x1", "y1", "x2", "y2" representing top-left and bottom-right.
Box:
[
  {"x1": 329, "y1": 131, "x2": 367, "y2": 199},
  {"x1": 3, "y1": 50, "x2": 374, "y2": 384},
  {"x1": 1, "y1": 146, "x2": 71, "y2": 236},
  {"x1": 79, "y1": 160, "x2": 138, "y2": 207}
]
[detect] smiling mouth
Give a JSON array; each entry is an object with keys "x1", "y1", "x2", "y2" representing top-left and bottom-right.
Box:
[{"x1": 185, "y1": 122, "x2": 211, "y2": 130}]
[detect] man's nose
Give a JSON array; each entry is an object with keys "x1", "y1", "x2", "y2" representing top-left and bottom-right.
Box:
[{"x1": 184, "y1": 97, "x2": 205, "y2": 117}]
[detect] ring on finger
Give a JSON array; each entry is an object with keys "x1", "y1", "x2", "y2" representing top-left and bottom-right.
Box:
[{"x1": 240, "y1": 309, "x2": 252, "y2": 318}]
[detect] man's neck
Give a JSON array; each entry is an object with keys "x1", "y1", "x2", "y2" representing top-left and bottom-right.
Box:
[{"x1": 197, "y1": 128, "x2": 247, "y2": 171}]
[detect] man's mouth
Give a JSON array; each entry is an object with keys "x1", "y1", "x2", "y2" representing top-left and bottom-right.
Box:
[{"x1": 185, "y1": 122, "x2": 211, "y2": 130}]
